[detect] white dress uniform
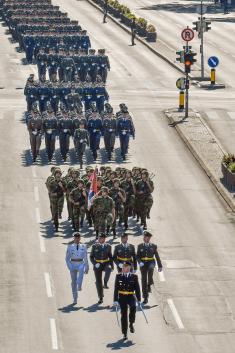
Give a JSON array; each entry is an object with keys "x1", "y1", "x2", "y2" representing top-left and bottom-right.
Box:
[{"x1": 66, "y1": 243, "x2": 89, "y2": 302}]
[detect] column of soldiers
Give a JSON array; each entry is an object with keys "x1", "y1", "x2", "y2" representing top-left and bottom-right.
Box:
[
  {"x1": 27, "y1": 100, "x2": 135, "y2": 164},
  {"x1": 66, "y1": 231, "x2": 163, "y2": 339},
  {"x1": 46, "y1": 166, "x2": 154, "y2": 235}
]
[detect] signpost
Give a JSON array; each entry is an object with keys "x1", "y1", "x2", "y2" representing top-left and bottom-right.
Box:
[
  {"x1": 181, "y1": 28, "x2": 194, "y2": 42},
  {"x1": 176, "y1": 78, "x2": 186, "y2": 111},
  {"x1": 208, "y1": 56, "x2": 219, "y2": 85}
]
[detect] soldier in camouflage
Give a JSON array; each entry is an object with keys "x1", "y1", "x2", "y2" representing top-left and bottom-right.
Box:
[{"x1": 69, "y1": 179, "x2": 87, "y2": 231}]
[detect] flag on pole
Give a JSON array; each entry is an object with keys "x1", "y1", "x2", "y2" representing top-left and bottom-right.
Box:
[{"x1": 88, "y1": 169, "x2": 98, "y2": 209}]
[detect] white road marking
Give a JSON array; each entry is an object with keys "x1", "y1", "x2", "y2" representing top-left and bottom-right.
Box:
[
  {"x1": 227, "y1": 112, "x2": 235, "y2": 120},
  {"x1": 167, "y1": 298, "x2": 184, "y2": 329},
  {"x1": 0, "y1": 112, "x2": 4, "y2": 120},
  {"x1": 44, "y1": 272, "x2": 53, "y2": 298},
  {"x1": 32, "y1": 166, "x2": 37, "y2": 178},
  {"x1": 34, "y1": 186, "x2": 39, "y2": 203},
  {"x1": 158, "y1": 271, "x2": 166, "y2": 282},
  {"x1": 35, "y1": 207, "x2": 41, "y2": 223},
  {"x1": 38, "y1": 231, "x2": 46, "y2": 253},
  {"x1": 206, "y1": 110, "x2": 220, "y2": 121},
  {"x1": 50, "y1": 319, "x2": 58, "y2": 350}
]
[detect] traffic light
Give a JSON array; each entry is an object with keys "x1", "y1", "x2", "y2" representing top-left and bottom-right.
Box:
[
  {"x1": 184, "y1": 52, "x2": 197, "y2": 73},
  {"x1": 192, "y1": 20, "x2": 200, "y2": 32},
  {"x1": 205, "y1": 20, "x2": 211, "y2": 32},
  {"x1": 176, "y1": 50, "x2": 184, "y2": 63}
]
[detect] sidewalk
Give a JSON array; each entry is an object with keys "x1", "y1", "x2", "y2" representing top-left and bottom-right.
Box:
[{"x1": 164, "y1": 108, "x2": 235, "y2": 212}]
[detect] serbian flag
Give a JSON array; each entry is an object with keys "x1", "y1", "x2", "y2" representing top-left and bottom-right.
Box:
[{"x1": 88, "y1": 168, "x2": 98, "y2": 209}]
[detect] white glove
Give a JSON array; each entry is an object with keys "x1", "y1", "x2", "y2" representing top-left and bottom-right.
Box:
[
  {"x1": 139, "y1": 262, "x2": 144, "y2": 267},
  {"x1": 113, "y1": 301, "x2": 119, "y2": 307},
  {"x1": 118, "y1": 263, "x2": 123, "y2": 269},
  {"x1": 95, "y1": 263, "x2": 100, "y2": 269}
]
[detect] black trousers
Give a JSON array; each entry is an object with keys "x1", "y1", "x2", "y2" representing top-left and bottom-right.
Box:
[
  {"x1": 140, "y1": 262, "x2": 155, "y2": 299},
  {"x1": 119, "y1": 295, "x2": 136, "y2": 335},
  {"x1": 94, "y1": 264, "x2": 112, "y2": 299}
]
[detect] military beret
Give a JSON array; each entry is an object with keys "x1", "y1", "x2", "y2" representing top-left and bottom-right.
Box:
[
  {"x1": 54, "y1": 169, "x2": 62, "y2": 175},
  {"x1": 143, "y1": 231, "x2": 152, "y2": 237},
  {"x1": 77, "y1": 179, "x2": 84, "y2": 185}
]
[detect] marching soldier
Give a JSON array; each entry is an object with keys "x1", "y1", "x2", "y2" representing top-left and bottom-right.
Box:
[
  {"x1": 58, "y1": 108, "x2": 73, "y2": 161},
  {"x1": 120, "y1": 170, "x2": 136, "y2": 230},
  {"x1": 69, "y1": 179, "x2": 87, "y2": 231},
  {"x1": 27, "y1": 103, "x2": 43, "y2": 162},
  {"x1": 65, "y1": 232, "x2": 89, "y2": 304},
  {"x1": 73, "y1": 121, "x2": 89, "y2": 169},
  {"x1": 43, "y1": 103, "x2": 58, "y2": 162},
  {"x1": 62, "y1": 167, "x2": 74, "y2": 221},
  {"x1": 117, "y1": 109, "x2": 135, "y2": 161},
  {"x1": 47, "y1": 169, "x2": 65, "y2": 232},
  {"x1": 90, "y1": 233, "x2": 113, "y2": 304},
  {"x1": 109, "y1": 179, "x2": 126, "y2": 238},
  {"x1": 87, "y1": 108, "x2": 103, "y2": 161},
  {"x1": 92, "y1": 186, "x2": 115, "y2": 238},
  {"x1": 113, "y1": 262, "x2": 141, "y2": 340},
  {"x1": 135, "y1": 171, "x2": 154, "y2": 230},
  {"x1": 113, "y1": 233, "x2": 137, "y2": 273},
  {"x1": 137, "y1": 231, "x2": 162, "y2": 304},
  {"x1": 66, "y1": 169, "x2": 80, "y2": 221},
  {"x1": 103, "y1": 106, "x2": 117, "y2": 160}
]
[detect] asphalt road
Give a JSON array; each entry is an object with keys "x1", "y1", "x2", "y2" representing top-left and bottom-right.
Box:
[{"x1": 0, "y1": 1, "x2": 235, "y2": 353}]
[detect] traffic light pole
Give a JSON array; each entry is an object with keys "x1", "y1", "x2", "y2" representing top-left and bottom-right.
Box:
[
  {"x1": 200, "y1": 0, "x2": 205, "y2": 79},
  {"x1": 185, "y1": 42, "x2": 189, "y2": 119}
]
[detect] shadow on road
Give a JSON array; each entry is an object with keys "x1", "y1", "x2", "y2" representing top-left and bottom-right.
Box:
[
  {"x1": 106, "y1": 339, "x2": 135, "y2": 350},
  {"x1": 83, "y1": 303, "x2": 110, "y2": 312},
  {"x1": 58, "y1": 303, "x2": 84, "y2": 313}
]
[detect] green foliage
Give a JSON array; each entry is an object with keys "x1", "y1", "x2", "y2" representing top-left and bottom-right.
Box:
[
  {"x1": 137, "y1": 17, "x2": 148, "y2": 28},
  {"x1": 222, "y1": 153, "x2": 235, "y2": 167},
  {"x1": 147, "y1": 24, "x2": 156, "y2": 32},
  {"x1": 228, "y1": 162, "x2": 235, "y2": 173}
]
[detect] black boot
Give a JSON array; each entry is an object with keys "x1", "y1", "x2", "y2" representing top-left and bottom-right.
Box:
[
  {"x1": 112, "y1": 228, "x2": 117, "y2": 239},
  {"x1": 124, "y1": 222, "x2": 128, "y2": 230},
  {"x1": 106, "y1": 226, "x2": 110, "y2": 235},
  {"x1": 96, "y1": 230, "x2": 99, "y2": 239},
  {"x1": 129, "y1": 323, "x2": 135, "y2": 333},
  {"x1": 80, "y1": 217, "x2": 84, "y2": 228}
]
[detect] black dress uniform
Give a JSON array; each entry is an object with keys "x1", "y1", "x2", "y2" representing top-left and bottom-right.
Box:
[
  {"x1": 90, "y1": 241, "x2": 113, "y2": 302},
  {"x1": 113, "y1": 243, "x2": 137, "y2": 272},
  {"x1": 114, "y1": 272, "x2": 141, "y2": 337},
  {"x1": 137, "y1": 242, "x2": 162, "y2": 302}
]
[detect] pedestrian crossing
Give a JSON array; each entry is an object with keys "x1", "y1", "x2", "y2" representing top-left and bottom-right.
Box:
[{"x1": 206, "y1": 110, "x2": 235, "y2": 123}]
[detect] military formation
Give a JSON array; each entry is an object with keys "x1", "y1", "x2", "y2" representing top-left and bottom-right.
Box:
[
  {"x1": 66, "y1": 231, "x2": 162, "y2": 339},
  {"x1": 46, "y1": 165, "x2": 155, "y2": 235},
  {"x1": 1, "y1": 0, "x2": 135, "y2": 165},
  {"x1": 0, "y1": 0, "x2": 161, "y2": 342}
]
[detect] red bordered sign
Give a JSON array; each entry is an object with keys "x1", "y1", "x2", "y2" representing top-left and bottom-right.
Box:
[{"x1": 181, "y1": 28, "x2": 194, "y2": 42}]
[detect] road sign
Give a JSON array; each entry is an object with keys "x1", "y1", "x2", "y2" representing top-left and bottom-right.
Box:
[
  {"x1": 176, "y1": 77, "x2": 186, "y2": 90},
  {"x1": 181, "y1": 28, "x2": 194, "y2": 42},
  {"x1": 208, "y1": 56, "x2": 219, "y2": 68}
]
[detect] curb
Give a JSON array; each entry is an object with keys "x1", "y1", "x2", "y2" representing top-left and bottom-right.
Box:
[
  {"x1": 165, "y1": 111, "x2": 235, "y2": 213},
  {"x1": 86, "y1": 0, "x2": 187, "y2": 76}
]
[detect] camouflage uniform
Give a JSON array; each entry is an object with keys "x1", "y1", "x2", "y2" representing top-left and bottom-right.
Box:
[
  {"x1": 93, "y1": 194, "x2": 114, "y2": 234},
  {"x1": 47, "y1": 170, "x2": 65, "y2": 231},
  {"x1": 120, "y1": 177, "x2": 135, "y2": 229},
  {"x1": 62, "y1": 167, "x2": 74, "y2": 220},
  {"x1": 135, "y1": 176, "x2": 154, "y2": 229},
  {"x1": 69, "y1": 182, "x2": 87, "y2": 231},
  {"x1": 66, "y1": 171, "x2": 80, "y2": 220},
  {"x1": 109, "y1": 182, "x2": 126, "y2": 231}
]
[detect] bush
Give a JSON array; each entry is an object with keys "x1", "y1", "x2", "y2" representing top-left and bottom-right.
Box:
[
  {"x1": 125, "y1": 12, "x2": 136, "y2": 20},
  {"x1": 137, "y1": 17, "x2": 148, "y2": 29},
  {"x1": 147, "y1": 24, "x2": 156, "y2": 32},
  {"x1": 222, "y1": 153, "x2": 235, "y2": 167},
  {"x1": 228, "y1": 162, "x2": 235, "y2": 173}
]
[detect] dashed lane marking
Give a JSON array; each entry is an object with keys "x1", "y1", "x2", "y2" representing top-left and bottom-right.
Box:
[
  {"x1": 34, "y1": 185, "x2": 39, "y2": 203},
  {"x1": 50, "y1": 318, "x2": 58, "y2": 350},
  {"x1": 35, "y1": 207, "x2": 41, "y2": 223},
  {"x1": 32, "y1": 166, "x2": 37, "y2": 178},
  {"x1": 227, "y1": 112, "x2": 235, "y2": 120},
  {"x1": 158, "y1": 271, "x2": 166, "y2": 282},
  {"x1": 167, "y1": 298, "x2": 184, "y2": 330},
  {"x1": 38, "y1": 231, "x2": 46, "y2": 253},
  {"x1": 206, "y1": 110, "x2": 221, "y2": 120},
  {"x1": 44, "y1": 272, "x2": 53, "y2": 298}
]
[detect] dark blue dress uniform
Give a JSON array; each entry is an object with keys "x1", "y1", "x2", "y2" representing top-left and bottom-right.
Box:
[
  {"x1": 58, "y1": 114, "x2": 73, "y2": 161},
  {"x1": 38, "y1": 84, "x2": 50, "y2": 113},
  {"x1": 48, "y1": 52, "x2": 59, "y2": 80},
  {"x1": 36, "y1": 51, "x2": 47, "y2": 80},
  {"x1": 43, "y1": 112, "x2": 58, "y2": 161},
  {"x1": 83, "y1": 86, "x2": 94, "y2": 111},
  {"x1": 24, "y1": 84, "x2": 39, "y2": 112},
  {"x1": 90, "y1": 242, "x2": 113, "y2": 302},
  {"x1": 137, "y1": 242, "x2": 162, "y2": 302},
  {"x1": 117, "y1": 116, "x2": 135, "y2": 160},
  {"x1": 87, "y1": 115, "x2": 103, "y2": 160},
  {"x1": 94, "y1": 86, "x2": 109, "y2": 113},
  {"x1": 113, "y1": 273, "x2": 141, "y2": 336},
  {"x1": 113, "y1": 243, "x2": 137, "y2": 272}
]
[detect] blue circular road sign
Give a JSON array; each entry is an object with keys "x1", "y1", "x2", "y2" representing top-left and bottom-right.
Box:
[{"x1": 208, "y1": 56, "x2": 219, "y2": 68}]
